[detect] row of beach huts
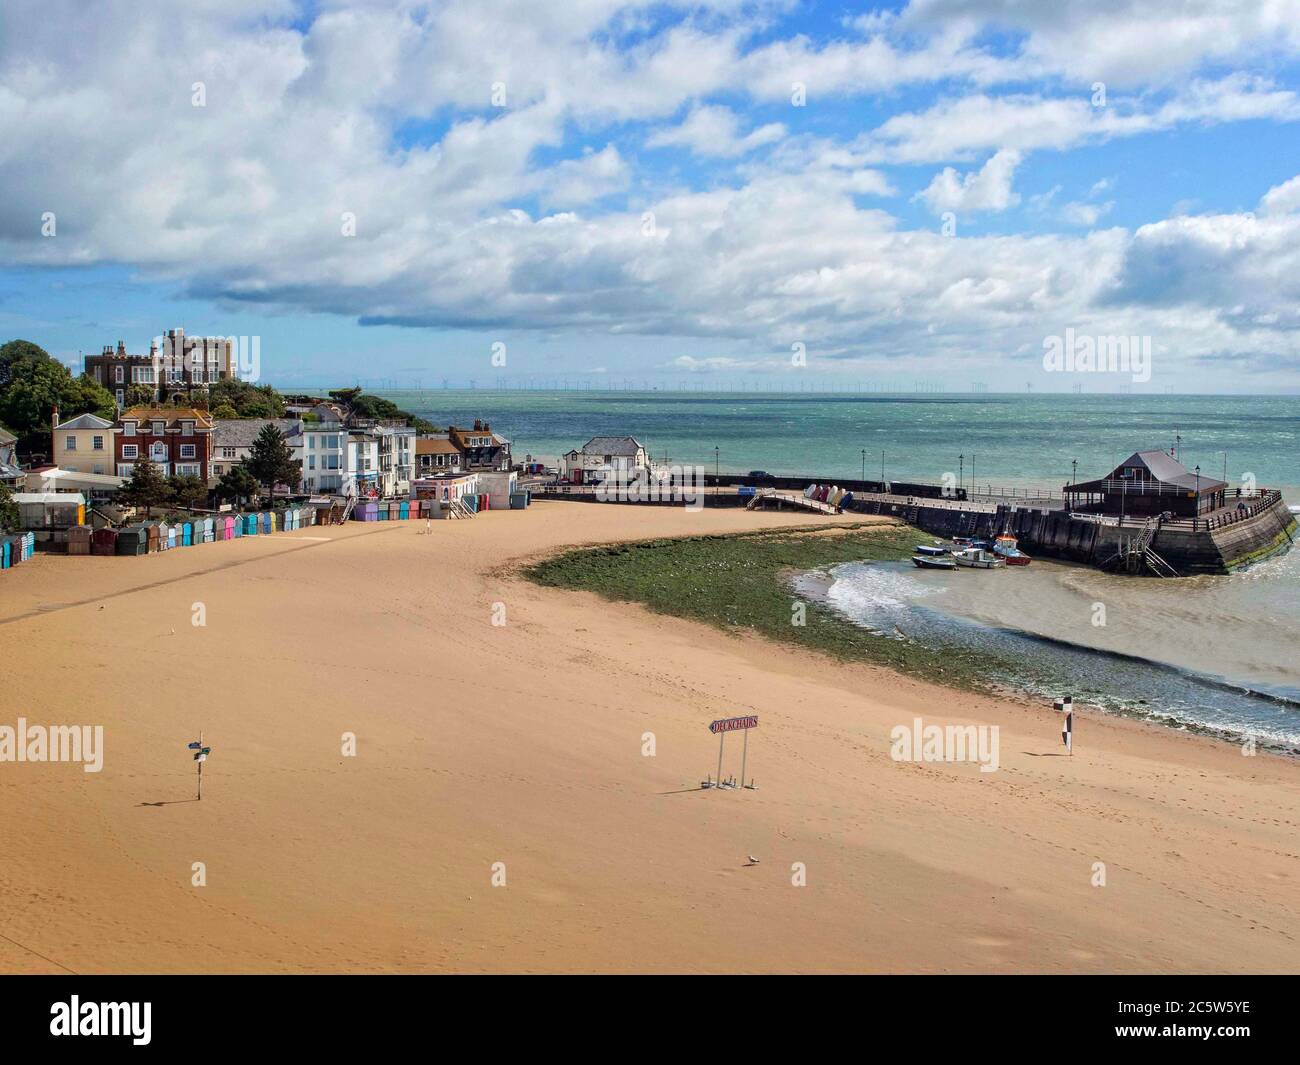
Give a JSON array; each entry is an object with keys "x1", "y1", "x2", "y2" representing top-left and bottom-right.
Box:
[
  {"x1": 60, "y1": 500, "x2": 451, "y2": 557},
  {"x1": 0, "y1": 532, "x2": 36, "y2": 569},
  {"x1": 0, "y1": 489, "x2": 537, "y2": 571}
]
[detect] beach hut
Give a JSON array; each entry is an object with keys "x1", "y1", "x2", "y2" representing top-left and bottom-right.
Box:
[
  {"x1": 201, "y1": 517, "x2": 216, "y2": 544},
  {"x1": 399, "y1": 500, "x2": 410, "y2": 520},
  {"x1": 0, "y1": 537, "x2": 11, "y2": 569},
  {"x1": 510, "y1": 492, "x2": 528, "y2": 509},
  {"x1": 231, "y1": 515, "x2": 243, "y2": 538},
  {"x1": 243, "y1": 513, "x2": 257, "y2": 536},
  {"x1": 92, "y1": 528, "x2": 118, "y2": 556},
  {"x1": 260, "y1": 512, "x2": 272, "y2": 535},
  {"x1": 115, "y1": 525, "x2": 149, "y2": 556},
  {"x1": 181, "y1": 522, "x2": 193, "y2": 547},
  {"x1": 223, "y1": 516, "x2": 236, "y2": 540},
  {"x1": 68, "y1": 526, "x2": 93, "y2": 556},
  {"x1": 21, "y1": 532, "x2": 35, "y2": 560},
  {"x1": 141, "y1": 521, "x2": 162, "y2": 552},
  {"x1": 166, "y1": 523, "x2": 178, "y2": 550},
  {"x1": 376, "y1": 502, "x2": 388, "y2": 520}
]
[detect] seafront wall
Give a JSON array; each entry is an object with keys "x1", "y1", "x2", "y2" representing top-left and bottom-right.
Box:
[
  {"x1": 854, "y1": 493, "x2": 1296, "y2": 575},
  {"x1": 531, "y1": 475, "x2": 1295, "y2": 575}
]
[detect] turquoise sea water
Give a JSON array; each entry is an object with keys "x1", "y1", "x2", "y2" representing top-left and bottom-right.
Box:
[{"x1": 377, "y1": 389, "x2": 1299, "y2": 492}]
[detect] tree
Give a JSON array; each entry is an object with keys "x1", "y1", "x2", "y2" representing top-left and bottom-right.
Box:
[
  {"x1": 0, "y1": 483, "x2": 19, "y2": 534},
  {"x1": 215, "y1": 463, "x2": 261, "y2": 506},
  {"x1": 124, "y1": 384, "x2": 156, "y2": 408},
  {"x1": 117, "y1": 459, "x2": 172, "y2": 517},
  {"x1": 209, "y1": 378, "x2": 285, "y2": 418},
  {"x1": 167, "y1": 473, "x2": 209, "y2": 510},
  {"x1": 0, "y1": 340, "x2": 114, "y2": 456},
  {"x1": 211, "y1": 403, "x2": 239, "y2": 420},
  {"x1": 246, "y1": 423, "x2": 300, "y2": 505}
]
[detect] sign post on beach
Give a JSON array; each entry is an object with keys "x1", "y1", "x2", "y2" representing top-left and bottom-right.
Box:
[
  {"x1": 708, "y1": 715, "x2": 758, "y2": 788},
  {"x1": 1055, "y1": 697, "x2": 1073, "y2": 756},
  {"x1": 187, "y1": 732, "x2": 211, "y2": 799}
]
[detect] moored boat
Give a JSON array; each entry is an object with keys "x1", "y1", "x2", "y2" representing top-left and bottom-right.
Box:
[
  {"x1": 914, "y1": 544, "x2": 948, "y2": 556},
  {"x1": 993, "y1": 533, "x2": 1032, "y2": 565},
  {"x1": 952, "y1": 547, "x2": 1006, "y2": 568},
  {"x1": 911, "y1": 554, "x2": 957, "y2": 570}
]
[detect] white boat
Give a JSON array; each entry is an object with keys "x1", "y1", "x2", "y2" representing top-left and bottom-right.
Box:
[
  {"x1": 952, "y1": 547, "x2": 1005, "y2": 569},
  {"x1": 911, "y1": 554, "x2": 957, "y2": 570}
]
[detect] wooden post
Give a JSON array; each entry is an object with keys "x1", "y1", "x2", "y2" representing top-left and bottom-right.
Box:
[
  {"x1": 197, "y1": 728, "x2": 203, "y2": 801},
  {"x1": 740, "y1": 727, "x2": 749, "y2": 790},
  {"x1": 716, "y1": 730, "x2": 725, "y2": 789}
]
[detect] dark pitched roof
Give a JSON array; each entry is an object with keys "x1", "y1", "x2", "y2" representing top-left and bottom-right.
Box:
[
  {"x1": 214, "y1": 418, "x2": 301, "y2": 448},
  {"x1": 54, "y1": 413, "x2": 113, "y2": 431},
  {"x1": 581, "y1": 436, "x2": 644, "y2": 457},
  {"x1": 1070, "y1": 449, "x2": 1228, "y2": 494}
]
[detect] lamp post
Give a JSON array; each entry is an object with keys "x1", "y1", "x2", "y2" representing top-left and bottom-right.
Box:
[
  {"x1": 880, "y1": 450, "x2": 885, "y2": 483},
  {"x1": 861, "y1": 448, "x2": 866, "y2": 482},
  {"x1": 958, "y1": 453, "x2": 964, "y2": 495},
  {"x1": 714, "y1": 446, "x2": 719, "y2": 479}
]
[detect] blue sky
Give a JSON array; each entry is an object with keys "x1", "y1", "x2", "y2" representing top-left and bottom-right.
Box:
[{"x1": 2, "y1": 0, "x2": 1300, "y2": 392}]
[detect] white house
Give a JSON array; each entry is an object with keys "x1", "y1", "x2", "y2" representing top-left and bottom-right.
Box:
[
  {"x1": 297, "y1": 417, "x2": 351, "y2": 496},
  {"x1": 560, "y1": 436, "x2": 651, "y2": 484}
]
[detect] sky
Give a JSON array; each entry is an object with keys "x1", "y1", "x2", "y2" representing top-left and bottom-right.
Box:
[{"x1": 2, "y1": 0, "x2": 1300, "y2": 393}]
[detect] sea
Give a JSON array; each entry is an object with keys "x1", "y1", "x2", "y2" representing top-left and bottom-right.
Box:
[{"x1": 379, "y1": 389, "x2": 1300, "y2": 749}]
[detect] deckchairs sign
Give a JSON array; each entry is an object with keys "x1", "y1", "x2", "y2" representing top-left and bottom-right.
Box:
[{"x1": 709, "y1": 715, "x2": 758, "y2": 734}]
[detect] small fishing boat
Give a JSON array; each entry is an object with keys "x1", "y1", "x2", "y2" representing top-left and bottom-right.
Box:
[
  {"x1": 952, "y1": 547, "x2": 1005, "y2": 569},
  {"x1": 911, "y1": 554, "x2": 957, "y2": 570},
  {"x1": 993, "y1": 533, "x2": 1032, "y2": 566},
  {"x1": 914, "y1": 544, "x2": 949, "y2": 556}
]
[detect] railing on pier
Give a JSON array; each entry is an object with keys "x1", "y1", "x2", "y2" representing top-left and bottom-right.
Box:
[{"x1": 1067, "y1": 489, "x2": 1282, "y2": 532}]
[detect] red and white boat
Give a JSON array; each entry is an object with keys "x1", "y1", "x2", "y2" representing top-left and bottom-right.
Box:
[{"x1": 992, "y1": 533, "x2": 1032, "y2": 565}]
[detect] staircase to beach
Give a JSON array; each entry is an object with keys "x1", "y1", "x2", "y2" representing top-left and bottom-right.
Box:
[{"x1": 1104, "y1": 515, "x2": 1180, "y2": 577}]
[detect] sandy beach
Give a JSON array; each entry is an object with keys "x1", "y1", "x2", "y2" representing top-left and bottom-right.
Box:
[{"x1": 1, "y1": 503, "x2": 1297, "y2": 974}]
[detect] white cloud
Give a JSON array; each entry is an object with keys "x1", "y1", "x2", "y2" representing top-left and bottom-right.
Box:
[
  {"x1": 1, "y1": 1, "x2": 1299, "y2": 386},
  {"x1": 917, "y1": 149, "x2": 1023, "y2": 214},
  {"x1": 1061, "y1": 201, "x2": 1114, "y2": 227},
  {"x1": 647, "y1": 105, "x2": 785, "y2": 158},
  {"x1": 1260, "y1": 174, "x2": 1300, "y2": 215}
]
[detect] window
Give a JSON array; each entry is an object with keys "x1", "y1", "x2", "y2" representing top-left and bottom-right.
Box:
[
  {"x1": 308, "y1": 455, "x2": 316, "y2": 470},
  {"x1": 213, "y1": 464, "x2": 224, "y2": 476},
  {"x1": 181, "y1": 421, "x2": 195, "y2": 435},
  {"x1": 93, "y1": 465, "x2": 105, "y2": 475},
  {"x1": 176, "y1": 464, "x2": 200, "y2": 478},
  {"x1": 65, "y1": 435, "x2": 77, "y2": 451},
  {"x1": 117, "y1": 463, "x2": 134, "y2": 477},
  {"x1": 180, "y1": 444, "x2": 196, "y2": 459},
  {"x1": 115, "y1": 365, "x2": 124, "y2": 383},
  {"x1": 116, "y1": 389, "x2": 125, "y2": 405},
  {"x1": 92, "y1": 435, "x2": 104, "y2": 450},
  {"x1": 122, "y1": 420, "x2": 136, "y2": 436},
  {"x1": 150, "y1": 443, "x2": 167, "y2": 461},
  {"x1": 122, "y1": 445, "x2": 138, "y2": 459}
]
